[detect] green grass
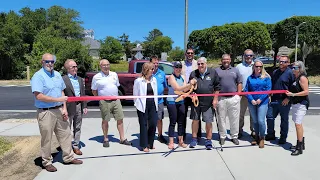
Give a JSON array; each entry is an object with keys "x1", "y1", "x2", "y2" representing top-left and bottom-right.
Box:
[
  {"x1": 0, "y1": 137, "x2": 12, "y2": 156},
  {"x1": 91, "y1": 60, "x2": 128, "y2": 72}
]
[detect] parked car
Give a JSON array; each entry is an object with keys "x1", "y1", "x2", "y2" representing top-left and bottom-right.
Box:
[
  {"x1": 254, "y1": 56, "x2": 275, "y2": 64},
  {"x1": 84, "y1": 60, "x2": 174, "y2": 101}
]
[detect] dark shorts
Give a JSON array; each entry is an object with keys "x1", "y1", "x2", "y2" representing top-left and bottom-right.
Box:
[
  {"x1": 190, "y1": 106, "x2": 215, "y2": 123},
  {"x1": 157, "y1": 103, "x2": 164, "y2": 120}
]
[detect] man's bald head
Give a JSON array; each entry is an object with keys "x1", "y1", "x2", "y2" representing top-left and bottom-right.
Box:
[{"x1": 99, "y1": 59, "x2": 109, "y2": 65}]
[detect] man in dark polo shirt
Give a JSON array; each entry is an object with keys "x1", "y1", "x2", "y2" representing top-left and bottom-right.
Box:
[
  {"x1": 266, "y1": 55, "x2": 295, "y2": 144},
  {"x1": 189, "y1": 57, "x2": 220, "y2": 149},
  {"x1": 215, "y1": 54, "x2": 242, "y2": 145}
]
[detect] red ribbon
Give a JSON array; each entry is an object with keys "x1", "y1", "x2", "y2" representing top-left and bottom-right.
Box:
[{"x1": 67, "y1": 90, "x2": 287, "y2": 102}]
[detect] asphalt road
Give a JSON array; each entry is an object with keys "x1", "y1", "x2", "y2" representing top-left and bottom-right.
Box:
[{"x1": 1, "y1": 86, "x2": 320, "y2": 120}]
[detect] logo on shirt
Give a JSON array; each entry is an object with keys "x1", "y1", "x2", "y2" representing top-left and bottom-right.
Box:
[
  {"x1": 206, "y1": 76, "x2": 211, "y2": 81},
  {"x1": 293, "y1": 81, "x2": 297, "y2": 86}
]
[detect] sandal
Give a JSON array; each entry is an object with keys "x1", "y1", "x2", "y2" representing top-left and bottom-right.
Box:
[
  {"x1": 168, "y1": 143, "x2": 175, "y2": 149},
  {"x1": 143, "y1": 147, "x2": 149, "y2": 152},
  {"x1": 179, "y1": 143, "x2": 187, "y2": 148}
]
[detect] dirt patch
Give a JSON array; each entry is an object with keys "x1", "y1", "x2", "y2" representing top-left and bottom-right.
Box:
[{"x1": 0, "y1": 136, "x2": 60, "y2": 180}]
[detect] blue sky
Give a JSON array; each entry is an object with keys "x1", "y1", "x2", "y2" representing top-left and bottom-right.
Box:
[{"x1": 1, "y1": 0, "x2": 320, "y2": 48}]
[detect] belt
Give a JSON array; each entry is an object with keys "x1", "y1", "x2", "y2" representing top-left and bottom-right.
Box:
[{"x1": 39, "y1": 105, "x2": 62, "y2": 110}]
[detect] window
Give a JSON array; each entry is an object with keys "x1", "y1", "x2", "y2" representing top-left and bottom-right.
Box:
[
  {"x1": 134, "y1": 62, "x2": 173, "y2": 75},
  {"x1": 158, "y1": 63, "x2": 173, "y2": 75}
]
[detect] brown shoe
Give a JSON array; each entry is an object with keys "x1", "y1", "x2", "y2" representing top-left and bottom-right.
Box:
[
  {"x1": 259, "y1": 138, "x2": 265, "y2": 148},
  {"x1": 73, "y1": 148, "x2": 83, "y2": 155},
  {"x1": 45, "y1": 164, "x2": 57, "y2": 172},
  {"x1": 251, "y1": 139, "x2": 257, "y2": 145},
  {"x1": 65, "y1": 159, "x2": 83, "y2": 165}
]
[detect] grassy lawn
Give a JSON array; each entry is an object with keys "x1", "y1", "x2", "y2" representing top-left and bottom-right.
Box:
[{"x1": 0, "y1": 137, "x2": 12, "y2": 157}]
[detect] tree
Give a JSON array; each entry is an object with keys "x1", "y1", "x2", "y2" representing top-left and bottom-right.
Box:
[
  {"x1": 168, "y1": 46, "x2": 185, "y2": 61},
  {"x1": 118, "y1": 33, "x2": 135, "y2": 60},
  {"x1": 99, "y1": 36, "x2": 124, "y2": 63},
  {"x1": 144, "y1": 28, "x2": 163, "y2": 41},
  {"x1": 188, "y1": 22, "x2": 272, "y2": 65}
]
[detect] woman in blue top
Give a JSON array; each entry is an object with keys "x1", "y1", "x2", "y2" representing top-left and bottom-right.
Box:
[
  {"x1": 167, "y1": 61, "x2": 196, "y2": 149},
  {"x1": 244, "y1": 60, "x2": 271, "y2": 148}
]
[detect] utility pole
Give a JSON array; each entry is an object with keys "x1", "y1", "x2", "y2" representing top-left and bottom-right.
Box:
[
  {"x1": 295, "y1": 22, "x2": 306, "y2": 62},
  {"x1": 184, "y1": 0, "x2": 188, "y2": 51}
]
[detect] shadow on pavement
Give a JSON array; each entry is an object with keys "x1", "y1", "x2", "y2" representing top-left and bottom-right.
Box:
[
  {"x1": 89, "y1": 135, "x2": 120, "y2": 143},
  {"x1": 34, "y1": 147, "x2": 62, "y2": 169}
]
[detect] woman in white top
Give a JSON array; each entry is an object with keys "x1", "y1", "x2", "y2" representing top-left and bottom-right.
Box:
[{"x1": 133, "y1": 62, "x2": 158, "y2": 152}]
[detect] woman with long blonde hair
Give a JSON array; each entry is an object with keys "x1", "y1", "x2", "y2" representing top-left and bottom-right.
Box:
[
  {"x1": 133, "y1": 62, "x2": 158, "y2": 152},
  {"x1": 244, "y1": 60, "x2": 272, "y2": 148}
]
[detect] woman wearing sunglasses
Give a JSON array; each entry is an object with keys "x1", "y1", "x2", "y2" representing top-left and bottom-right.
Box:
[
  {"x1": 285, "y1": 61, "x2": 309, "y2": 156},
  {"x1": 244, "y1": 60, "x2": 271, "y2": 148},
  {"x1": 167, "y1": 61, "x2": 196, "y2": 149}
]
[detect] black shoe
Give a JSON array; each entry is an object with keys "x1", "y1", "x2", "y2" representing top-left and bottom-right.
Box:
[
  {"x1": 250, "y1": 132, "x2": 256, "y2": 138},
  {"x1": 231, "y1": 138, "x2": 239, "y2": 145},
  {"x1": 291, "y1": 141, "x2": 303, "y2": 156},
  {"x1": 103, "y1": 141, "x2": 110, "y2": 147},
  {"x1": 158, "y1": 135, "x2": 168, "y2": 144},
  {"x1": 278, "y1": 138, "x2": 287, "y2": 144},
  {"x1": 265, "y1": 134, "x2": 276, "y2": 141},
  {"x1": 219, "y1": 138, "x2": 225, "y2": 145},
  {"x1": 290, "y1": 137, "x2": 305, "y2": 150}
]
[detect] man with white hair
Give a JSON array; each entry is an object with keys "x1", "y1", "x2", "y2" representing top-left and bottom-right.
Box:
[
  {"x1": 189, "y1": 57, "x2": 220, "y2": 149},
  {"x1": 91, "y1": 59, "x2": 132, "y2": 148}
]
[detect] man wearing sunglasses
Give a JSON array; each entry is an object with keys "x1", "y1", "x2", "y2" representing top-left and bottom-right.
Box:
[
  {"x1": 180, "y1": 48, "x2": 201, "y2": 142},
  {"x1": 30, "y1": 53, "x2": 83, "y2": 172},
  {"x1": 62, "y1": 59, "x2": 88, "y2": 155},
  {"x1": 266, "y1": 55, "x2": 295, "y2": 144},
  {"x1": 236, "y1": 49, "x2": 255, "y2": 139}
]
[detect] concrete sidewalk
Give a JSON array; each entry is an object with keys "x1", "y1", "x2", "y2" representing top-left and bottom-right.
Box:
[{"x1": 1, "y1": 116, "x2": 319, "y2": 180}]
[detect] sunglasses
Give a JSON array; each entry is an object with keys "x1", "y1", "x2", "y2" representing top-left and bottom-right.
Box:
[
  {"x1": 279, "y1": 61, "x2": 288, "y2": 64},
  {"x1": 197, "y1": 63, "x2": 204, "y2": 66},
  {"x1": 244, "y1": 54, "x2": 254, "y2": 57},
  {"x1": 101, "y1": 64, "x2": 110, "y2": 67},
  {"x1": 187, "y1": 52, "x2": 194, "y2": 55},
  {"x1": 255, "y1": 66, "x2": 263, "y2": 68},
  {"x1": 292, "y1": 66, "x2": 299, "y2": 70},
  {"x1": 44, "y1": 60, "x2": 55, "y2": 64},
  {"x1": 174, "y1": 65, "x2": 182, "y2": 69}
]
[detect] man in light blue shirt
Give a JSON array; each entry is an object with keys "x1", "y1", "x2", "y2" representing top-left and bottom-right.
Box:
[
  {"x1": 63, "y1": 59, "x2": 88, "y2": 155},
  {"x1": 236, "y1": 49, "x2": 255, "y2": 139},
  {"x1": 150, "y1": 55, "x2": 168, "y2": 144},
  {"x1": 31, "y1": 53, "x2": 82, "y2": 172}
]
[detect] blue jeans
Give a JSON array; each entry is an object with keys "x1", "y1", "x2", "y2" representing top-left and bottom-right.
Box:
[
  {"x1": 266, "y1": 100, "x2": 291, "y2": 139},
  {"x1": 248, "y1": 103, "x2": 268, "y2": 137}
]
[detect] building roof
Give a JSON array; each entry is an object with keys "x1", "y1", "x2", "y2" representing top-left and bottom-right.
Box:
[{"x1": 81, "y1": 37, "x2": 101, "y2": 50}]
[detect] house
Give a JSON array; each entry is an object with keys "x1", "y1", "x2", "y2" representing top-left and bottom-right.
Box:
[{"x1": 81, "y1": 29, "x2": 101, "y2": 59}]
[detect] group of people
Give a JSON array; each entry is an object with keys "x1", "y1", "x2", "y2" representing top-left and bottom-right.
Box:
[{"x1": 30, "y1": 48, "x2": 309, "y2": 172}]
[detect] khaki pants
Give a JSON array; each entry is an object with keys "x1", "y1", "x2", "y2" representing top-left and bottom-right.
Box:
[
  {"x1": 239, "y1": 96, "x2": 254, "y2": 133},
  {"x1": 216, "y1": 95, "x2": 241, "y2": 139},
  {"x1": 37, "y1": 108, "x2": 74, "y2": 166}
]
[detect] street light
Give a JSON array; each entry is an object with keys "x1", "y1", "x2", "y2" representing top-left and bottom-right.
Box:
[
  {"x1": 184, "y1": 0, "x2": 188, "y2": 51},
  {"x1": 295, "y1": 22, "x2": 306, "y2": 62}
]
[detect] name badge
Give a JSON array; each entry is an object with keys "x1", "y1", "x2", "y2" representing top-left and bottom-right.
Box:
[{"x1": 206, "y1": 76, "x2": 211, "y2": 80}]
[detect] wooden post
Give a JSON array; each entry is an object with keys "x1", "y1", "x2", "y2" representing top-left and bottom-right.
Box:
[{"x1": 27, "y1": 66, "x2": 30, "y2": 81}]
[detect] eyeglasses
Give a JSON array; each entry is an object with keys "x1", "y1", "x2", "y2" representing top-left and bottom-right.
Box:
[
  {"x1": 244, "y1": 54, "x2": 254, "y2": 57},
  {"x1": 197, "y1": 63, "x2": 204, "y2": 66},
  {"x1": 187, "y1": 52, "x2": 194, "y2": 55},
  {"x1": 255, "y1": 66, "x2": 263, "y2": 68},
  {"x1": 44, "y1": 60, "x2": 55, "y2": 64},
  {"x1": 279, "y1": 61, "x2": 288, "y2": 64},
  {"x1": 70, "y1": 65, "x2": 78, "y2": 69},
  {"x1": 292, "y1": 66, "x2": 299, "y2": 70}
]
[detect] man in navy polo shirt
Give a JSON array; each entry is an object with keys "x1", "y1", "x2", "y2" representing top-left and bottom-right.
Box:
[
  {"x1": 31, "y1": 53, "x2": 82, "y2": 172},
  {"x1": 150, "y1": 55, "x2": 168, "y2": 144},
  {"x1": 266, "y1": 55, "x2": 295, "y2": 144}
]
